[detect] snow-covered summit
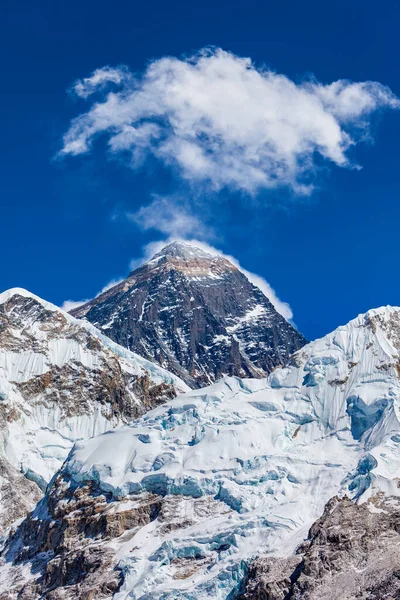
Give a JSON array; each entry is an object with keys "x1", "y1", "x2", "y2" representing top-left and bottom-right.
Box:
[
  {"x1": 0, "y1": 287, "x2": 39, "y2": 304},
  {"x1": 5, "y1": 304, "x2": 400, "y2": 598},
  {"x1": 151, "y1": 240, "x2": 217, "y2": 262}
]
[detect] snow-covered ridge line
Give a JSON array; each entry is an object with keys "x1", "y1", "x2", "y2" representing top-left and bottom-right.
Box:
[
  {"x1": 305, "y1": 304, "x2": 400, "y2": 340},
  {"x1": 152, "y1": 240, "x2": 219, "y2": 261},
  {"x1": 0, "y1": 288, "x2": 189, "y2": 389}
]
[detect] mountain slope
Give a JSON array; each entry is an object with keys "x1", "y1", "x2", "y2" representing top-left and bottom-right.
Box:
[
  {"x1": 3, "y1": 305, "x2": 400, "y2": 598},
  {"x1": 0, "y1": 288, "x2": 188, "y2": 531},
  {"x1": 71, "y1": 241, "x2": 306, "y2": 387},
  {"x1": 239, "y1": 495, "x2": 400, "y2": 599}
]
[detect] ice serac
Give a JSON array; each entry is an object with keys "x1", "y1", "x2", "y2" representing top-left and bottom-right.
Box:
[
  {"x1": 3, "y1": 305, "x2": 400, "y2": 598},
  {"x1": 70, "y1": 241, "x2": 306, "y2": 387},
  {"x1": 0, "y1": 288, "x2": 188, "y2": 532}
]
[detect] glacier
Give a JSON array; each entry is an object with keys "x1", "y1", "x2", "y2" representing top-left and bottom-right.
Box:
[{"x1": 6, "y1": 304, "x2": 400, "y2": 598}]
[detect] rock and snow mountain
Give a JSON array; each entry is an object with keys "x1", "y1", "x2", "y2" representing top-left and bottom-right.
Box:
[
  {"x1": 4, "y1": 305, "x2": 400, "y2": 598},
  {"x1": 240, "y1": 494, "x2": 400, "y2": 599},
  {"x1": 71, "y1": 241, "x2": 306, "y2": 388},
  {"x1": 0, "y1": 288, "x2": 188, "y2": 532}
]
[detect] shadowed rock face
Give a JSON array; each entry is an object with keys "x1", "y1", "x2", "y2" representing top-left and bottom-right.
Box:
[
  {"x1": 71, "y1": 242, "x2": 306, "y2": 387},
  {"x1": 0, "y1": 474, "x2": 226, "y2": 599},
  {"x1": 239, "y1": 495, "x2": 400, "y2": 600},
  {"x1": 0, "y1": 457, "x2": 42, "y2": 534},
  {"x1": 0, "y1": 473, "x2": 163, "y2": 600}
]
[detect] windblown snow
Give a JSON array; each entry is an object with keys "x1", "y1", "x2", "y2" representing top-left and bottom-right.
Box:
[{"x1": 25, "y1": 304, "x2": 400, "y2": 599}]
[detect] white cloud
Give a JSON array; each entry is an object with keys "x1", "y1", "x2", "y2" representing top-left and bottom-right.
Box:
[
  {"x1": 72, "y1": 66, "x2": 131, "y2": 99},
  {"x1": 61, "y1": 48, "x2": 399, "y2": 194},
  {"x1": 129, "y1": 240, "x2": 169, "y2": 271},
  {"x1": 60, "y1": 299, "x2": 89, "y2": 312},
  {"x1": 60, "y1": 277, "x2": 123, "y2": 313},
  {"x1": 127, "y1": 196, "x2": 212, "y2": 240},
  {"x1": 97, "y1": 277, "x2": 124, "y2": 294}
]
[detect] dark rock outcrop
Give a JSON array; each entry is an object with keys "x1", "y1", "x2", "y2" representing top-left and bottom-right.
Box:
[
  {"x1": 0, "y1": 473, "x2": 163, "y2": 599},
  {"x1": 240, "y1": 495, "x2": 400, "y2": 600},
  {"x1": 0, "y1": 475, "x2": 225, "y2": 599},
  {"x1": 71, "y1": 242, "x2": 306, "y2": 387},
  {"x1": 0, "y1": 457, "x2": 42, "y2": 534}
]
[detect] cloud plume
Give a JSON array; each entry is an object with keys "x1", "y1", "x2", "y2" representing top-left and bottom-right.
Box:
[
  {"x1": 60, "y1": 277, "x2": 123, "y2": 313},
  {"x1": 128, "y1": 196, "x2": 212, "y2": 239},
  {"x1": 61, "y1": 48, "x2": 399, "y2": 194}
]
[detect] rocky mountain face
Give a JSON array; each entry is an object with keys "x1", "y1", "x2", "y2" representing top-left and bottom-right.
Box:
[
  {"x1": 3, "y1": 305, "x2": 400, "y2": 598},
  {"x1": 71, "y1": 241, "x2": 306, "y2": 387},
  {"x1": 0, "y1": 288, "x2": 188, "y2": 532},
  {"x1": 240, "y1": 495, "x2": 400, "y2": 600}
]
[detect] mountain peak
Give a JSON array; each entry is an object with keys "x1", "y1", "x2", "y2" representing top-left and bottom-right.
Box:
[
  {"x1": 0, "y1": 287, "x2": 40, "y2": 305},
  {"x1": 152, "y1": 240, "x2": 216, "y2": 262},
  {"x1": 70, "y1": 243, "x2": 306, "y2": 387}
]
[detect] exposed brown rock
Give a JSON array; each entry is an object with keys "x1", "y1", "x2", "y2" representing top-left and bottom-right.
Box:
[
  {"x1": 240, "y1": 495, "x2": 400, "y2": 600},
  {"x1": 1, "y1": 474, "x2": 162, "y2": 599},
  {"x1": 0, "y1": 486, "x2": 236, "y2": 599},
  {"x1": 0, "y1": 457, "x2": 42, "y2": 532}
]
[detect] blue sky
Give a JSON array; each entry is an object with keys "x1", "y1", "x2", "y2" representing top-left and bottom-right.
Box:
[{"x1": 2, "y1": 0, "x2": 400, "y2": 340}]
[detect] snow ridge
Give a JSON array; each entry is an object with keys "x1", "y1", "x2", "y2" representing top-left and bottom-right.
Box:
[{"x1": 152, "y1": 241, "x2": 216, "y2": 261}]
